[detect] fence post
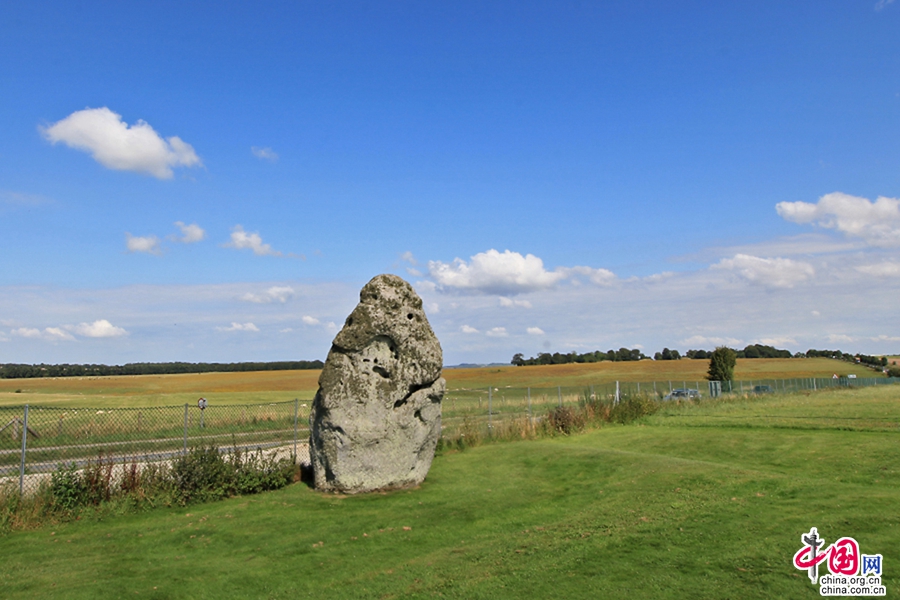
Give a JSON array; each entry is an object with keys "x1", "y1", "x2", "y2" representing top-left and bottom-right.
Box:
[
  {"x1": 293, "y1": 398, "x2": 299, "y2": 461},
  {"x1": 615, "y1": 381, "x2": 620, "y2": 405},
  {"x1": 19, "y1": 405, "x2": 29, "y2": 496},
  {"x1": 488, "y1": 388, "x2": 492, "y2": 432},
  {"x1": 183, "y1": 404, "x2": 188, "y2": 456},
  {"x1": 527, "y1": 387, "x2": 531, "y2": 422},
  {"x1": 557, "y1": 386, "x2": 562, "y2": 407}
]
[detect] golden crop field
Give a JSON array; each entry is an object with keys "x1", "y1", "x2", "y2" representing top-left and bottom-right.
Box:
[
  {"x1": 443, "y1": 357, "x2": 882, "y2": 389},
  {"x1": 0, "y1": 357, "x2": 884, "y2": 409}
]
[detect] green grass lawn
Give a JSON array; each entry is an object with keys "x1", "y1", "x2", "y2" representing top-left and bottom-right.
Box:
[{"x1": 0, "y1": 386, "x2": 897, "y2": 599}]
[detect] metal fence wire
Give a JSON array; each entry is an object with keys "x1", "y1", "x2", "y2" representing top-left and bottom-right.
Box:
[
  {"x1": 439, "y1": 376, "x2": 900, "y2": 440},
  {"x1": 0, "y1": 400, "x2": 309, "y2": 496},
  {"x1": 2, "y1": 376, "x2": 896, "y2": 496}
]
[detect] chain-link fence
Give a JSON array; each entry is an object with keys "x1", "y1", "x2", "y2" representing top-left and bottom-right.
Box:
[
  {"x1": 3, "y1": 376, "x2": 897, "y2": 496},
  {"x1": 441, "y1": 376, "x2": 900, "y2": 439},
  {"x1": 0, "y1": 400, "x2": 309, "y2": 496}
]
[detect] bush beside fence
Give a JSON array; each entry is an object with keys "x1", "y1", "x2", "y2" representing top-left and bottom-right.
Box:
[
  {"x1": 0, "y1": 399, "x2": 308, "y2": 497},
  {"x1": 439, "y1": 376, "x2": 899, "y2": 443}
]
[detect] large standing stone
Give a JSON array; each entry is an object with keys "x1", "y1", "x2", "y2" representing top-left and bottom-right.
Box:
[{"x1": 309, "y1": 274, "x2": 445, "y2": 493}]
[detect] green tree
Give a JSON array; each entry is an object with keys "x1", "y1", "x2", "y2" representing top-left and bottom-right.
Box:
[{"x1": 707, "y1": 346, "x2": 737, "y2": 391}]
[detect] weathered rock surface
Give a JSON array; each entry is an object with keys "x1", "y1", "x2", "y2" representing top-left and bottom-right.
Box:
[{"x1": 309, "y1": 274, "x2": 444, "y2": 493}]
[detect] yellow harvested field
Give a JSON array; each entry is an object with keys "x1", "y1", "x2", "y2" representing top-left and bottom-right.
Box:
[
  {"x1": 0, "y1": 370, "x2": 322, "y2": 408},
  {"x1": 442, "y1": 357, "x2": 881, "y2": 389},
  {"x1": 0, "y1": 357, "x2": 884, "y2": 408}
]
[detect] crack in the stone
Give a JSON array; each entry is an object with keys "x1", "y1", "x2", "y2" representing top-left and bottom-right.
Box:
[{"x1": 394, "y1": 379, "x2": 438, "y2": 409}]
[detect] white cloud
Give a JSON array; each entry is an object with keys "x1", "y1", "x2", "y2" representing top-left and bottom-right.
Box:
[
  {"x1": 561, "y1": 265, "x2": 618, "y2": 286},
  {"x1": 173, "y1": 221, "x2": 205, "y2": 244},
  {"x1": 11, "y1": 327, "x2": 75, "y2": 341},
  {"x1": 640, "y1": 271, "x2": 676, "y2": 283},
  {"x1": 41, "y1": 107, "x2": 201, "y2": 179},
  {"x1": 216, "y1": 322, "x2": 260, "y2": 332},
  {"x1": 241, "y1": 286, "x2": 295, "y2": 304},
  {"x1": 428, "y1": 249, "x2": 617, "y2": 295},
  {"x1": 70, "y1": 319, "x2": 128, "y2": 338},
  {"x1": 11, "y1": 327, "x2": 42, "y2": 339},
  {"x1": 427, "y1": 302, "x2": 440, "y2": 314},
  {"x1": 857, "y1": 261, "x2": 900, "y2": 277},
  {"x1": 251, "y1": 146, "x2": 278, "y2": 161},
  {"x1": 460, "y1": 325, "x2": 479, "y2": 334},
  {"x1": 11, "y1": 320, "x2": 125, "y2": 340},
  {"x1": 678, "y1": 233, "x2": 859, "y2": 263},
  {"x1": 0, "y1": 190, "x2": 52, "y2": 208},
  {"x1": 499, "y1": 297, "x2": 532, "y2": 308},
  {"x1": 755, "y1": 337, "x2": 797, "y2": 347},
  {"x1": 827, "y1": 334, "x2": 855, "y2": 344},
  {"x1": 301, "y1": 316, "x2": 321, "y2": 326},
  {"x1": 224, "y1": 225, "x2": 282, "y2": 256},
  {"x1": 875, "y1": 0, "x2": 895, "y2": 10},
  {"x1": 126, "y1": 233, "x2": 161, "y2": 255},
  {"x1": 486, "y1": 327, "x2": 508, "y2": 338},
  {"x1": 680, "y1": 335, "x2": 743, "y2": 348},
  {"x1": 44, "y1": 327, "x2": 76, "y2": 341},
  {"x1": 776, "y1": 192, "x2": 900, "y2": 248},
  {"x1": 402, "y1": 251, "x2": 423, "y2": 277},
  {"x1": 3, "y1": 254, "x2": 898, "y2": 366},
  {"x1": 871, "y1": 334, "x2": 900, "y2": 342},
  {"x1": 713, "y1": 254, "x2": 815, "y2": 288},
  {"x1": 527, "y1": 327, "x2": 545, "y2": 335},
  {"x1": 428, "y1": 249, "x2": 565, "y2": 294}
]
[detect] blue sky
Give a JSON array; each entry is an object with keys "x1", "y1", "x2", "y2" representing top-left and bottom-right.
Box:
[{"x1": 2, "y1": 1, "x2": 899, "y2": 365}]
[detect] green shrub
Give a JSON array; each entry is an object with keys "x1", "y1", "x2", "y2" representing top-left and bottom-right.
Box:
[
  {"x1": 6, "y1": 445, "x2": 298, "y2": 531},
  {"x1": 0, "y1": 487, "x2": 20, "y2": 533},
  {"x1": 81, "y1": 454, "x2": 115, "y2": 505},
  {"x1": 548, "y1": 406, "x2": 585, "y2": 435},
  {"x1": 228, "y1": 447, "x2": 294, "y2": 495},
  {"x1": 609, "y1": 394, "x2": 660, "y2": 424},
  {"x1": 172, "y1": 446, "x2": 231, "y2": 505},
  {"x1": 50, "y1": 463, "x2": 88, "y2": 511}
]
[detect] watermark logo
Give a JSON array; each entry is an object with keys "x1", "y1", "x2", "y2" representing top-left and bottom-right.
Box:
[{"x1": 793, "y1": 527, "x2": 885, "y2": 596}]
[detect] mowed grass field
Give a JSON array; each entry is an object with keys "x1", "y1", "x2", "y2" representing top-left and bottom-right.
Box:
[
  {"x1": 0, "y1": 384, "x2": 898, "y2": 599},
  {"x1": 0, "y1": 358, "x2": 883, "y2": 408}
]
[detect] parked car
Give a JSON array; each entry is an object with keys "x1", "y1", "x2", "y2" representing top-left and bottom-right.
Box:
[
  {"x1": 751, "y1": 385, "x2": 774, "y2": 394},
  {"x1": 663, "y1": 388, "x2": 701, "y2": 401}
]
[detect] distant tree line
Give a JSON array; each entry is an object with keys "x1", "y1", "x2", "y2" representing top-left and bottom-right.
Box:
[
  {"x1": 0, "y1": 360, "x2": 324, "y2": 379},
  {"x1": 857, "y1": 354, "x2": 889, "y2": 368},
  {"x1": 689, "y1": 345, "x2": 839, "y2": 360},
  {"x1": 513, "y1": 344, "x2": 895, "y2": 370},
  {"x1": 654, "y1": 348, "x2": 681, "y2": 360},
  {"x1": 511, "y1": 348, "x2": 646, "y2": 366}
]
